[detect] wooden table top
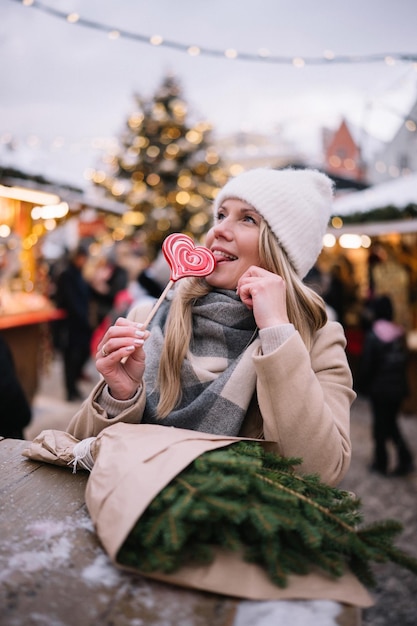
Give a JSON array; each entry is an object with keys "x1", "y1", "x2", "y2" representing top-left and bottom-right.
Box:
[{"x1": 0, "y1": 437, "x2": 360, "y2": 626}]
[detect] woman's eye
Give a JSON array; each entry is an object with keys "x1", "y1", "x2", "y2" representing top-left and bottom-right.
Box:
[
  {"x1": 244, "y1": 214, "x2": 257, "y2": 224},
  {"x1": 216, "y1": 211, "x2": 226, "y2": 221}
]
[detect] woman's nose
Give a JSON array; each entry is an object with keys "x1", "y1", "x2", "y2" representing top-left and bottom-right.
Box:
[{"x1": 212, "y1": 218, "x2": 233, "y2": 239}]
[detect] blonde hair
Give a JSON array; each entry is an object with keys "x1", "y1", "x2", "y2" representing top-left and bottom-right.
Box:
[{"x1": 156, "y1": 220, "x2": 327, "y2": 417}]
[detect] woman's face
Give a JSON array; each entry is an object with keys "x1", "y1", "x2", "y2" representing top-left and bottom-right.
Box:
[{"x1": 205, "y1": 198, "x2": 262, "y2": 290}]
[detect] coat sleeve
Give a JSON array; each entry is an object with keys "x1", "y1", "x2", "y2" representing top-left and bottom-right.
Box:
[
  {"x1": 66, "y1": 301, "x2": 154, "y2": 439},
  {"x1": 253, "y1": 321, "x2": 355, "y2": 486},
  {"x1": 66, "y1": 380, "x2": 147, "y2": 439}
]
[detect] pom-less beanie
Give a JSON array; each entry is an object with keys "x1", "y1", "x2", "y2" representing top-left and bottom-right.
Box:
[{"x1": 213, "y1": 168, "x2": 334, "y2": 279}]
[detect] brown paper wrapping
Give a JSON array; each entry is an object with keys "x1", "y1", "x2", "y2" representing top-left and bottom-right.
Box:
[
  {"x1": 85, "y1": 423, "x2": 374, "y2": 607},
  {"x1": 22, "y1": 429, "x2": 81, "y2": 467}
]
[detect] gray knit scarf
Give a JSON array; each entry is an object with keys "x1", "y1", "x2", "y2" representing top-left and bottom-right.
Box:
[{"x1": 142, "y1": 289, "x2": 260, "y2": 435}]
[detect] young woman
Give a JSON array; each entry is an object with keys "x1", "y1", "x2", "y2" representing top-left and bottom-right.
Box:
[{"x1": 67, "y1": 168, "x2": 355, "y2": 486}]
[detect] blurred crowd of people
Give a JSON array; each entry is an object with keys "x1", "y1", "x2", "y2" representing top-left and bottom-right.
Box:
[
  {"x1": 306, "y1": 242, "x2": 416, "y2": 478},
  {"x1": 47, "y1": 239, "x2": 171, "y2": 403}
]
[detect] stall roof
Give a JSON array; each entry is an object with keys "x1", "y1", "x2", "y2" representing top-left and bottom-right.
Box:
[
  {"x1": 60, "y1": 188, "x2": 127, "y2": 215},
  {"x1": 328, "y1": 218, "x2": 417, "y2": 237},
  {"x1": 332, "y1": 173, "x2": 417, "y2": 216}
]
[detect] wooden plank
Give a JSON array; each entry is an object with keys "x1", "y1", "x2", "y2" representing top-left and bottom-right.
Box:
[{"x1": 0, "y1": 439, "x2": 360, "y2": 625}]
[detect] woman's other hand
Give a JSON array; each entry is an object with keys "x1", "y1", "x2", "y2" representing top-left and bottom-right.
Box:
[{"x1": 237, "y1": 266, "x2": 290, "y2": 329}]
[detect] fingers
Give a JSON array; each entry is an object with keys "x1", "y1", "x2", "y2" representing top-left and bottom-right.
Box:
[
  {"x1": 97, "y1": 320, "x2": 149, "y2": 361},
  {"x1": 236, "y1": 266, "x2": 289, "y2": 327}
]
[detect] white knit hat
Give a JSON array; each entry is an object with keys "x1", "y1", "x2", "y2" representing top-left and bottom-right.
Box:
[{"x1": 213, "y1": 168, "x2": 334, "y2": 279}]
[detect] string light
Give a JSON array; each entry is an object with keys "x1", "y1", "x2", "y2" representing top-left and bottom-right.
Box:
[{"x1": 13, "y1": 0, "x2": 417, "y2": 66}]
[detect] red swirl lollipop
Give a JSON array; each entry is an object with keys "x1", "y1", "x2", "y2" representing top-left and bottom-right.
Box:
[
  {"x1": 162, "y1": 233, "x2": 216, "y2": 281},
  {"x1": 142, "y1": 233, "x2": 215, "y2": 328}
]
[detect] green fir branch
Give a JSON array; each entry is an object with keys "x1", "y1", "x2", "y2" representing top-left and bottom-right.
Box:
[{"x1": 118, "y1": 441, "x2": 417, "y2": 588}]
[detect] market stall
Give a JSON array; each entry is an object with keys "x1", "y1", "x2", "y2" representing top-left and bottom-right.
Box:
[
  {"x1": 0, "y1": 184, "x2": 68, "y2": 401},
  {"x1": 320, "y1": 174, "x2": 417, "y2": 414}
]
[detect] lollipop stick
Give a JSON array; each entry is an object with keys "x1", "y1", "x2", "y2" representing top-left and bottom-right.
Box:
[
  {"x1": 142, "y1": 280, "x2": 175, "y2": 329},
  {"x1": 120, "y1": 284, "x2": 173, "y2": 364}
]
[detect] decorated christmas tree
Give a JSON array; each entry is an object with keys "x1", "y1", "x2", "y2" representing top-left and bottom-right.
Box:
[{"x1": 92, "y1": 74, "x2": 229, "y2": 258}]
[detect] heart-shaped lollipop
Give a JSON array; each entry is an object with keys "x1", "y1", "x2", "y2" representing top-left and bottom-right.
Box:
[
  {"x1": 142, "y1": 233, "x2": 215, "y2": 328},
  {"x1": 162, "y1": 233, "x2": 216, "y2": 281}
]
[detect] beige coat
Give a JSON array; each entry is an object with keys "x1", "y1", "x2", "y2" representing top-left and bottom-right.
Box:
[{"x1": 67, "y1": 303, "x2": 355, "y2": 486}]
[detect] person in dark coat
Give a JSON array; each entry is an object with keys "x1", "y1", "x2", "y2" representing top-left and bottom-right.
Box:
[
  {"x1": 89, "y1": 245, "x2": 129, "y2": 328},
  {"x1": 357, "y1": 295, "x2": 414, "y2": 476},
  {"x1": 55, "y1": 245, "x2": 93, "y2": 402},
  {"x1": 0, "y1": 334, "x2": 32, "y2": 438}
]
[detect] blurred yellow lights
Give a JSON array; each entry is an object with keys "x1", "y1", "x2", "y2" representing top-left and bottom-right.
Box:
[
  {"x1": 0, "y1": 185, "x2": 60, "y2": 205},
  {"x1": 323, "y1": 233, "x2": 336, "y2": 247},
  {"x1": 23, "y1": 233, "x2": 38, "y2": 249},
  {"x1": 93, "y1": 170, "x2": 106, "y2": 184},
  {"x1": 154, "y1": 196, "x2": 167, "y2": 209},
  {"x1": 111, "y1": 182, "x2": 125, "y2": 196},
  {"x1": 189, "y1": 213, "x2": 209, "y2": 229},
  {"x1": 165, "y1": 144, "x2": 180, "y2": 157},
  {"x1": 112, "y1": 228, "x2": 126, "y2": 241},
  {"x1": 146, "y1": 145, "x2": 160, "y2": 158},
  {"x1": 0, "y1": 225, "x2": 11, "y2": 238},
  {"x1": 33, "y1": 224, "x2": 44, "y2": 236},
  {"x1": 178, "y1": 175, "x2": 192, "y2": 188},
  {"x1": 22, "y1": 0, "x2": 34, "y2": 5},
  {"x1": 31, "y1": 202, "x2": 69, "y2": 220},
  {"x1": 171, "y1": 101, "x2": 187, "y2": 117},
  {"x1": 150, "y1": 35, "x2": 163, "y2": 46},
  {"x1": 292, "y1": 57, "x2": 305, "y2": 68},
  {"x1": 165, "y1": 127, "x2": 181, "y2": 139},
  {"x1": 176, "y1": 191, "x2": 191, "y2": 205},
  {"x1": 185, "y1": 130, "x2": 202, "y2": 144},
  {"x1": 205, "y1": 151, "x2": 219, "y2": 165},
  {"x1": 335, "y1": 234, "x2": 372, "y2": 250},
  {"x1": 258, "y1": 48, "x2": 270, "y2": 57},
  {"x1": 329, "y1": 155, "x2": 342, "y2": 167},
  {"x1": 134, "y1": 136, "x2": 149, "y2": 148},
  {"x1": 128, "y1": 113, "x2": 144, "y2": 129},
  {"x1": 344, "y1": 158, "x2": 356, "y2": 170},
  {"x1": 225, "y1": 48, "x2": 238, "y2": 59},
  {"x1": 108, "y1": 30, "x2": 120, "y2": 40},
  {"x1": 190, "y1": 194, "x2": 204, "y2": 208},
  {"x1": 229, "y1": 164, "x2": 244, "y2": 176},
  {"x1": 339, "y1": 234, "x2": 362, "y2": 249},
  {"x1": 331, "y1": 216, "x2": 344, "y2": 229},
  {"x1": 146, "y1": 173, "x2": 160, "y2": 186},
  {"x1": 122, "y1": 211, "x2": 146, "y2": 226},
  {"x1": 405, "y1": 120, "x2": 416, "y2": 132},
  {"x1": 66, "y1": 13, "x2": 80, "y2": 23},
  {"x1": 44, "y1": 219, "x2": 57, "y2": 231},
  {"x1": 187, "y1": 46, "x2": 201, "y2": 56},
  {"x1": 323, "y1": 50, "x2": 335, "y2": 60},
  {"x1": 133, "y1": 181, "x2": 147, "y2": 194},
  {"x1": 152, "y1": 103, "x2": 167, "y2": 120}
]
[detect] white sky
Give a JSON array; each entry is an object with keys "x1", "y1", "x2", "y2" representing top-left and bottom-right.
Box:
[{"x1": 1, "y1": 0, "x2": 417, "y2": 187}]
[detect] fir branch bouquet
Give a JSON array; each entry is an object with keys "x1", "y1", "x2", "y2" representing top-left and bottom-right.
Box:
[{"x1": 118, "y1": 441, "x2": 417, "y2": 588}]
